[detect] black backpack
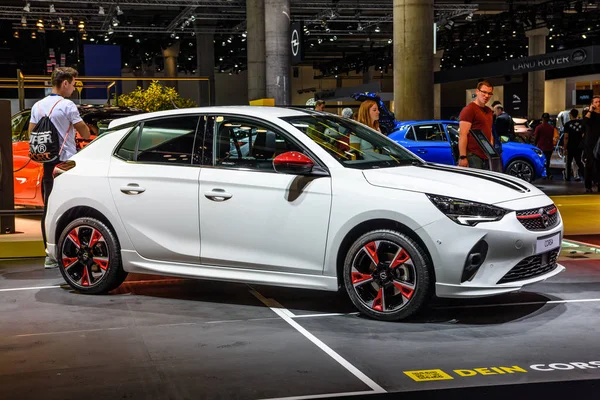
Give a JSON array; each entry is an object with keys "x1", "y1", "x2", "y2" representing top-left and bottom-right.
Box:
[{"x1": 29, "y1": 99, "x2": 70, "y2": 163}]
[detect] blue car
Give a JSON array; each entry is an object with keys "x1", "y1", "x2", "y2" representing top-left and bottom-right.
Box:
[{"x1": 351, "y1": 93, "x2": 546, "y2": 182}]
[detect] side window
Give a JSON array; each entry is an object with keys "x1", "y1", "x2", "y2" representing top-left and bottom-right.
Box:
[
  {"x1": 404, "y1": 127, "x2": 416, "y2": 141},
  {"x1": 115, "y1": 125, "x2": 141, "y2": 161},
  {"x1": 210, "y1": 116, "x2": 302, "y2": 171},
  {"x1": 11, "y1": 111, "x2": 31, "y2": 142},
  {"x1": 413, "y1": 124, "x2": 447, "y2": 142},
  {"x1": 136, "y1": 116, "x2": 200, "y2": 165}
]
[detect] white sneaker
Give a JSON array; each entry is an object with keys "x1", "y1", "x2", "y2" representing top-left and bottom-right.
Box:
[{"x1": 44, "y1": 256, "x2": 58, "y2": 269}]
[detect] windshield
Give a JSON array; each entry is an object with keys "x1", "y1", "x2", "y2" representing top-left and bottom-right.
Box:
[{"x1": 281, "y1": 115, "x2": 420, "y2": 169}]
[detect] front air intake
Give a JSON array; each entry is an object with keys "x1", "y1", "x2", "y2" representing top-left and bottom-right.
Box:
[{"x1": 461, "y1": 240, "x2": 488, "y2": 282}]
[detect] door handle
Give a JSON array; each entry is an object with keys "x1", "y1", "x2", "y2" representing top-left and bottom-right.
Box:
[
  {"x1": 204, "y1": 188, "x2": 232, "y2": 202},
  {"x1": 120, "y1": 184, "x2": 146, "y2": 195},
  {"x1": 416, "y1": 149, "x2": 427, "y2": 154}
]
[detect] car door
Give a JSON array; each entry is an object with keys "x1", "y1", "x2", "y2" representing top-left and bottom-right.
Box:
[
  {"x1": 198, "y1": 114, "x2": 332, "y2": 274},
  {"x1": 403, "y1": 123, "x2": 454, "y2": 165},
  {"x1": 108, "y1": 115, "x2": 203, "y2": 264},
  {"x1": 11, "y1": 110, "x2": 43, "y2": 201}
]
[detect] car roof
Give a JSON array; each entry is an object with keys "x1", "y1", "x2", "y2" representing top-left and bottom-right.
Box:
[{"x1": 108, "y1": 106, "x2": 316, "y2": 128}]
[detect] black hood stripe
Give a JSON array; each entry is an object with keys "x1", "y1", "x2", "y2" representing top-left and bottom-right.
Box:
[
  {"x1": 435, "y1": 164, "x2": 531, "y2": 192},
  {"x1": 419, "y1": 163, "x2": 529, "y2": 193}
]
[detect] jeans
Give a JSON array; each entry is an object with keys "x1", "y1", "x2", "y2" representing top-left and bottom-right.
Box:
[
  {"x1": 41, "y1": 161, "x2": 60, "y2": 249},
  {"x1": 467, "y1": 153, "x2": 489, "y2": 170},
  {"x1": 566, "y1": 148, "x2": 584, "y2": 180}
]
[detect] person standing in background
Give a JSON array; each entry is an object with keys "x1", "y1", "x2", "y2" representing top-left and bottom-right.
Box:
[
  {"x1": 458, "y1": 81, "x2": 494, "y2": 169},
  {"x1": 583, "y1": 96, "x2": 600, "y2": 192},
  {"x1": 533, "y1": 113, "x2": 555, "y2": 178},
  {"x1": 563, "y1": 109, "x2": 584, "y2": 182}
]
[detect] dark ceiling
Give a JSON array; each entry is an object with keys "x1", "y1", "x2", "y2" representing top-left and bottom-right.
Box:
[{"x1": 0, "y1": 0, "x2": 598, "y2": 78}]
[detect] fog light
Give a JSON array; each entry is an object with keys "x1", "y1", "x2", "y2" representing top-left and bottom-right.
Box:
[{"x1": 462, "y1": 240, "x2": 488, "y2": 282}]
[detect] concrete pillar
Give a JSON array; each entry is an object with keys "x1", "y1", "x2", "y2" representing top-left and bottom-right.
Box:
[
  {"x1": 162, "y1": 41, "x2": 180, "y2": 89},
  {"x1": 526, "y1": 27, "x2": 549, "y2": 120},
  {"x1": 247, "y1": 0, "x2": 266, "y2": 101},
  {"x1": 196, "y1": 32, "x2": 215, "y2": 106},
  {"x1": 393, "y1": 0, "x2": 434, "y2": 120},
  {"x1": 434, "y1": 50, "x2": 443, "y2": 120},
  {"x1": 265, "y1": 0, "x2": 291, "y2": 105}
]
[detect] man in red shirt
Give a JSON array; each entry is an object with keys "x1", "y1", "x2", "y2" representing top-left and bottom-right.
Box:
[
  {"x1": 533, "y1": 113, "x2": 555, "y2": 177},
  {"x1": 458, "y1": 81, "x2": 494, "y2": 169}
]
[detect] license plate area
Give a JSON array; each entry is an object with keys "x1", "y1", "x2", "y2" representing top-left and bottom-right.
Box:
[{"x1": 536, "y1": 232, "x2": 561, "y2": 254}]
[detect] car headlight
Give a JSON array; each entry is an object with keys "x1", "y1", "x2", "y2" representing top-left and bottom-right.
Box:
[
  {"x1": 533, "y1": 148, "x2": 543, "y2": 157},
  {"x1": 426, "y1": 194, "x2": 508, "y2": 226}
]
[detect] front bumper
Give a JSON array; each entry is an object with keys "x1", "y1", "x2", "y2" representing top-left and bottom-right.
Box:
[{"x1": 417, "y1": 200, "x2": 564, "y2": 299}]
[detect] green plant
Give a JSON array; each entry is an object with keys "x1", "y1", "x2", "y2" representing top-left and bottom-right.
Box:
[{"x1": 117, "y1": 80, "x2": 197, "y2": 112}]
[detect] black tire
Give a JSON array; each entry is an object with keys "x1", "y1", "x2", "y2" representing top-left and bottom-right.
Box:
[
  {"x1": 343, "y1": 230, "x2": 431, "y2": 321},
  {"x1": 505, "y1": 159, "x2": 534, "y2": 182},
  {"x1": 57, "y1": 217, "x2": 126, "y2": 294}
]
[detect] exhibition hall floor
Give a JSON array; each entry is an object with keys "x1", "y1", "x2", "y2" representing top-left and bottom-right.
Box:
[{"x1": 1, "y1": 180, "x2": 599, "y2": 399}]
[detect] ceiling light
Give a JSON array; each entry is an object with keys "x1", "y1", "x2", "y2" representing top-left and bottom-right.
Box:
[
  {"x1": 582, "y1": 34, "x2": 587, "y2": 39},
  {"x1": 98, "y1": 6, "x2": 105, "y2": 15},
  {"x1": 112, "y1": 17, "x2": 119, "y2": 27},
  {"x1": 465, "y1": 12, "x2": 473, "y2": 21},
  {"x1": 49, "y1": 4, "x2": 56, "y2": 13},
  {"x1": 31, "y1": 31, "x2": 36, "y2": 39},
  {"x1": 108, "y1": 26, "x2": 114, "y2": 35},
  {"x1": 23, "y1": 2, "x2": 30, "y2": 12},
  {"x1": 128, "y1": 32, "x2": 133, "y2": 37},
  {"x1": 374, "y1": 25, "x2": 381, "y2": 33},
  {"x1": 36, "y1": 19, "x2": 44, "y2": 28},
  {"x1": 13, "y1": 31, "x2": 19, "y2": 39},
  {"x1": 116, "y1": 6, "x2": 124, "y2": 16},
  {"x1": 21, "y1": 16, "x2": 26, "y2": 26},
  {"x1": 69, "y1": 17, "x2": 73, "y2": 25}
]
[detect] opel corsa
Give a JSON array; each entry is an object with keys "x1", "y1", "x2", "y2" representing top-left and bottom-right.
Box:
[{"x1": 45, "y1": 107, "x2": 565, "y2": 321}]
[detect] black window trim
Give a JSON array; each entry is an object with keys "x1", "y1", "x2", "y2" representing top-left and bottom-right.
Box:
[
  {"x1": 199, "y1": 113, "x2": 330, "y2": 176},
  {"x1": 112, "y1": 114, "x2": 203, "y2": 167}
]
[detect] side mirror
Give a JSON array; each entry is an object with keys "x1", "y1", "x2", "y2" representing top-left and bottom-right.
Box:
[{"x1": 273, "y1": 151, "x2": 315, "y2": 175}]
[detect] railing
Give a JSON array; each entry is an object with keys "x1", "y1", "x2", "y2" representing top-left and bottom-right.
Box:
[{"x1": 1, "y1": 71, "x2": 211, "y2": 111}]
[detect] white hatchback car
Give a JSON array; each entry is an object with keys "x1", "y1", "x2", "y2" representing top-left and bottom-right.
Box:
[{"x1": 46, "y1": 107, "x2": 564, "y2": 321}]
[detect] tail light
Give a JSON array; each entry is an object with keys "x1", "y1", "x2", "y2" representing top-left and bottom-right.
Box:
[{"x1": 52, "y1": 160, "x2": 76, "y2": 179}]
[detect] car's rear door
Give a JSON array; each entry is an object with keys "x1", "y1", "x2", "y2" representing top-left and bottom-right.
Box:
[{"x1": 108, "y1": 115, "x2": 203, "y2": 263}]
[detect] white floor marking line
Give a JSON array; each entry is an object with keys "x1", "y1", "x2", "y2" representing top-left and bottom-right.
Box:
[
  {"x1": 435, "y1": 297, "x2": 600, "y2": 310},
  {"x1": 249, "y1": 287, "x2": 386, "y2": 394},
  {"x1": 17, "y1": 326, "x2": 128, "y2": 337},
  {"x1": 259, "y1": 390, "x2": 377, "y2": 400},
  {"x1": 0, "y1": 285, "x2": 62, "y2": 292},
  {"x1": 292, "y1": 312, "x2": 360, "y2": 319}
]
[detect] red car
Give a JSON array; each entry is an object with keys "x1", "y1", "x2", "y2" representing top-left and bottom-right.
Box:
[{"x1": 11, "y1": 105, "x2": 144, "y2": 207}]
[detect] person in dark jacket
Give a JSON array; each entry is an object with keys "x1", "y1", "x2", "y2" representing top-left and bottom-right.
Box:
[
  {"x1": 534, "y1": 113, "x2": 555, "y2": 178},
  {"x1": 563, "y1": 109, "x2": 584, "y2": 181},
  {"x1": 583, "y1": 96, "x2": 600, "y2": 192},
  {"x1": 494, "y1": 104, "x2": 515, "y2": 141}
]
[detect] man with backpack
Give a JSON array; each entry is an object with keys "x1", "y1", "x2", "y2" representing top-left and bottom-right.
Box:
[{"x1": 28, "y1": 67, "x2": 90, "y2": 268}]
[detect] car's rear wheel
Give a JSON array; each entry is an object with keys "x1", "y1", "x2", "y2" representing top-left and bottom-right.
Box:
[
  {"x1": 506, "y1": 159, "x2": 534, "y2": 182},
  {"x1": 343, "y1": 230, "x2": 431, "y2": 321},
  {"x1": 57, "y1": 217, "x2": 126, "y2": 294}
]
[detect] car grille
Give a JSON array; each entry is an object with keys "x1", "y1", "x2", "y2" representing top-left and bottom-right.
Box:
[
  {"x1": 516, "y1": 205, "x2": 559, "y2": 231},
  {"x1": 497, "y1": 249, "x2": 560, "y2": 284}
]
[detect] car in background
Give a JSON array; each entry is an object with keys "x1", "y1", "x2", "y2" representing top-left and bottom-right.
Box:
[
  {"x1": 389, "y1": 121, "x2": 546, "y2": 182},
  {"x1": 11, "y1": 105, "x2": 144, "y2": 207},
  {"x1": 351, "y1": 92, "x2": 546, "y2": 182},
  {"x1": 45, "y1": 106, "x2": 564, "y2": 321}
]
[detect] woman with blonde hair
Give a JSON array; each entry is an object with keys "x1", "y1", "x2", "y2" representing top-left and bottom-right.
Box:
[{"x1": 356, "y1": 100, "x2": 381, "y2": 132}]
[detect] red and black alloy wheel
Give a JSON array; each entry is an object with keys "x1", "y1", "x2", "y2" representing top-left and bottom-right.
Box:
[
  {"x1": 343, "y1": 230, "x2": 431, "y2": 321},
  {"x1": 58, "y1": 217, "x2": 127, "y2": 294}
]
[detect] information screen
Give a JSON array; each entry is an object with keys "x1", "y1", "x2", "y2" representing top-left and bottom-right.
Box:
[{"x1": 469, "y1": 129, "x2": 503, "y2": 172}]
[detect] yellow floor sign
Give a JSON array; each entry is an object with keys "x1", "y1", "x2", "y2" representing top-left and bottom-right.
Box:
[{"x1": 404, "y1": 361, "x2": 600, "y2": 382}]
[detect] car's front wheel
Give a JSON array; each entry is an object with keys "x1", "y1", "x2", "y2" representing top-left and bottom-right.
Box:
[
  {"x1": 343, "y1": 230, "x2": 431, "y2": 321},
  {"x1": 57, "y1": 217, "x2": 127, "y2": 294},
  {"x1": 506, "y1": 159, "x2": 534, "y2": 182}
]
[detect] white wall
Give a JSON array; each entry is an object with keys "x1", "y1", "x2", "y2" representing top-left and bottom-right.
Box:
[{"x1": 544, "y1": 79, "x2": 566, "y2": 115}]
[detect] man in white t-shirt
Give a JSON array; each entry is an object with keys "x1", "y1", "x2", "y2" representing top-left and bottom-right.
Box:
[{"x1": 28, "y1": 67, "x2": 90, "y2": 268}]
